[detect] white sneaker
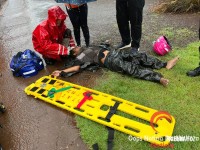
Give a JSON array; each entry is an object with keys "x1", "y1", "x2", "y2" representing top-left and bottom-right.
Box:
[{"x1": 116, "y1": 42, "x2": 131, "y2": 50}]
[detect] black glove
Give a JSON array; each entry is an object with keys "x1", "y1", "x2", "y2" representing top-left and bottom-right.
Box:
[{"x1": 64, "y1": 28, "x2": 72, "y2": 38}]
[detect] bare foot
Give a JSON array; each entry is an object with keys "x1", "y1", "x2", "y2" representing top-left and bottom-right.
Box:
[
  {"x1": 160, "y1": 78, "x2": 169, "y2": 86},
  {"x1": 166, "y1": 56, "x2": 179, "y2": 69}
]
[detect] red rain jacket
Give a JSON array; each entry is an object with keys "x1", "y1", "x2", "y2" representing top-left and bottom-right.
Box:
[{"x1": 32, "y1": 6, "x2": 75, "y2": 60}]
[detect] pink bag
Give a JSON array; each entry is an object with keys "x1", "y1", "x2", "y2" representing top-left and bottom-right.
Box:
[{"x1": 153, "y1": 36, "x2": 172, "y2": 56}]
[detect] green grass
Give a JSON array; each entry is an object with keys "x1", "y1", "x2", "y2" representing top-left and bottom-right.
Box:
[
  {"x1": 158, "y1": 27, "x2": 195, "y2": 40},
  {"x1": 75, "y1": 41, "x2": 200, "y2": 150},
  {"x1": 159, "y1": 27, "x2": 175, "y2": 39},
  {"x1": 143, "y1": 27, "x2": 196, "y2": 48}
]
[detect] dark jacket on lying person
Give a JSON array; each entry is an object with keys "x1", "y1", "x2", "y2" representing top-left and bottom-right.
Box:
[
  {"x1": 61, "y1": 47, "x2": 101, "y2": 77},
  {"x1": 52, "y1": 46, "x2": 179, "y2": 86}
]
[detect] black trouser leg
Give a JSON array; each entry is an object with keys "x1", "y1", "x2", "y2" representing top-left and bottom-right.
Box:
[
  {"x1": 122, "y1": 62, "x2": 163, "y2": 83},
  {"x1": 119, "y1": 51, "x2": 167, "y2": 69},
  {"x1": 137, "y1": 53, "x2": 167, "y2": 69},
  {"x1": 128, "y1": 0, "x2": 143, "y2": 48},
  {"x1": 80, "y1": 4, "x2": 90, "y2": 46},
  {"x1": 66, "y1": 8, "x2": 81, "y2": 46},
  {"x1": 116, "y1": 0, "x2": 131, "y2": 44},
  {"x1": 105, "y1": 52, "x2": 163, "y2": 83}
]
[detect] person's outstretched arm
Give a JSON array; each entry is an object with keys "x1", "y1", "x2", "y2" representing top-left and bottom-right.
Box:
[{"x1": 51, "y1": 66, "x2": 80, "y2": 77}]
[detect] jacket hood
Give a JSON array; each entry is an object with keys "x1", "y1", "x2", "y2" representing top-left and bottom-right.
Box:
[{"x1": 48, "y1": 6, "x2": 67, "y2": 26}]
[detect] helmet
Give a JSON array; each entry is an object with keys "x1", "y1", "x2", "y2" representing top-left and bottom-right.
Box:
[{"x1": 153, "y1": 36, "x2": 172, "y2": 56}]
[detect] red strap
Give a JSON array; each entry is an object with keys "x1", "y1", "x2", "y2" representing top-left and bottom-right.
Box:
[{"x1": 77, "y1": 91, "x2": 93, "y2": 109}]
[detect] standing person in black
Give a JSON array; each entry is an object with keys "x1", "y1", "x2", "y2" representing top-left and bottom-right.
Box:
[
  {"x1": 116, "y1": 0, "x2": 145, "y2": 52},
  {"x1": 65, "y1": 3, "x2": 90, "y2": 47},
  {"x1": 186, "y1": 25, "x2": 200, "y2": 77}
]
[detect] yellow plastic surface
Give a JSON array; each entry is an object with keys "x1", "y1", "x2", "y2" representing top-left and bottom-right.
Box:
[{"x1": 24, "y1": 76, "x2": 175, "y2": 146}]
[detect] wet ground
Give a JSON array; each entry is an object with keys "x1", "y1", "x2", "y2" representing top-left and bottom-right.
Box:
[{"x1": 0, "y1": 0, "x2": 199, "y2": 150}]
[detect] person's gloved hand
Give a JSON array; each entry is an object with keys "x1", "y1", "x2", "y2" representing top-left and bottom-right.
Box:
[{"x1": 64, "y1": 28, "x2": 72, "y2": 38}]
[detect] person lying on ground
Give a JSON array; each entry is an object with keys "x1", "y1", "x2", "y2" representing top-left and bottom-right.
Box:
[
  {"x1": 32, "y1": 6, "x2": 76, "y2": 65},
  {"x1": 51, "y1": 46, "x2": 179, "y2": 86}
]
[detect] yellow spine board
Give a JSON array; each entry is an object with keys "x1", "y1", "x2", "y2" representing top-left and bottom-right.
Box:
[{"x1": 24, "y1": 76, "x2": 175, "y2": 146}]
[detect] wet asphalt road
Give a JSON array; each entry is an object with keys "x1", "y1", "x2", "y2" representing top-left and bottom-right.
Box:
[{"x1": 0, "y1": 0, "x2": 199, "y2": 150}]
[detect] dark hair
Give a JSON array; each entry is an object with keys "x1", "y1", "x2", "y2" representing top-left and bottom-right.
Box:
[
  {"x1": 69, "y1": 49, "x2": 76, "y2": 58},
  {"x1": 69, "y1": 47, "x2": 84, "y2": 58}
]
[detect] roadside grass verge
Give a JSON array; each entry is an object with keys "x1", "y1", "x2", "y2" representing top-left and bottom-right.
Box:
[{"x1": 75, "y1": 41, "x2": 200, "y2": 150}]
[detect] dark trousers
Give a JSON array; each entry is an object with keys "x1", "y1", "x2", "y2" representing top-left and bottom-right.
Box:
[
  {"x1": 116, "y1": 0, "x2": 144, "y2": 48},
  {"x1": 104, "y1": 50, "x2": 167, "y2": 83},
  {"x1": 66, "y1": 4, "x2": 90, "y2": 46}
]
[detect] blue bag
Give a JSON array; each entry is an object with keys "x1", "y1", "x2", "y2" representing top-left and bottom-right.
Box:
[{"x1": 10, "y1": 49, "x2": 44, "y2": 78}]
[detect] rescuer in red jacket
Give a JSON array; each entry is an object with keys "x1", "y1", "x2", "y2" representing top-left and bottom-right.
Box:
[{"x1": 32, "y1": 6, "x2": 76, "y2": 65}]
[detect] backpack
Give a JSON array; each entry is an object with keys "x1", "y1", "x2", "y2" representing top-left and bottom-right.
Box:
[{"x1": 10, "y1": 49, "x2": 44, "y2": 78}]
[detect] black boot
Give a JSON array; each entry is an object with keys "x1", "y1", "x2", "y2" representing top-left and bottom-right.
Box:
[{"x1": 186, "y1": 66, "x2": 200, "y2": 77}]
